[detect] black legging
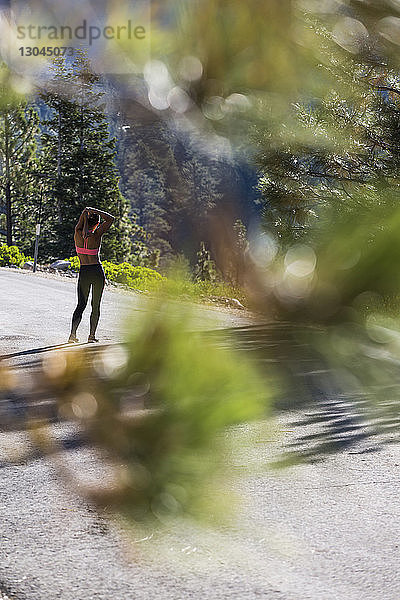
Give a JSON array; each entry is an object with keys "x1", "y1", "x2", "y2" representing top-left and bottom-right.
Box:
[{"x1": 71, "y1": 264, "x2": 105, "y2": 338}]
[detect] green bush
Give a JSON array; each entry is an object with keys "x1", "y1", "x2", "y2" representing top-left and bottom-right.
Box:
[
  {"x1": 192, "y1": 280, "x2": 246, "y2": 303},
  {"x1": 66, "y1": 256, "x2": 245, "y2": 303},
  {"x1": 67, "y1": 255, "x2": 80, "y2": 272},
  {"x1": 66, "y1": 257, "x2": 165, "y2": 291},
  {"x1": 103, "y1": 261, "x2": 165, "y2": 291},
  {"x1": 0, "y1": 244, "x2": 32, "y2": 268},
  {"x1": 157, "y1": 267, "x2": 246, "y2": 304}
]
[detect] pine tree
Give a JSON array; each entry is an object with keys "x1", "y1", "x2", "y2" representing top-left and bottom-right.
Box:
[
  {"x1": 180, "y1": 145, "x2": 222, "y2": 215},
  {"x1": 232, "y1": 219, "x2": 248, "y2": 286},
  {"x1": 117, "y1": 121, "x2": 188, "y2": 262},
  {"x1": 0, "y1": 100, "x2": 38, "y2": 247},
  {"x1": 253, "y1": 26, "x2": 400, "y2": 247},
  {"x1": 119, "y1": 128, "x2": 173, "y2": 257},
  {"x1": 194, "y1": 241, "x2": 216, "y2": 282},
  {"x1": 39, "y1": 52, "x2": 132, "y2": 261},
  {"x1": 117, "y1": 117, "x2": 226, "y2": 267}
]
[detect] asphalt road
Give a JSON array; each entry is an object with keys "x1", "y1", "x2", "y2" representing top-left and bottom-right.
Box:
[
  {"x1": 1, "y1": 268, "x2": 400, "y2": 600},
  {"x1": 0, "y1": 268, "x2": 253, "y2": 357}
]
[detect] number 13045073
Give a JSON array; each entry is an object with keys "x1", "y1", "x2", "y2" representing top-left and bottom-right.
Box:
[{"x1": 19, "y1": 47, "x2": 75, "y2": 57}]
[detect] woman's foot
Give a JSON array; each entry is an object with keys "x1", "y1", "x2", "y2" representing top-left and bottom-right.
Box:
[
  {"x1": 87, "y1": 335, "x2": 99, "y2": 343},
  {"x1": 68, "y1": 334, "x2": 79, "y2": 343}
]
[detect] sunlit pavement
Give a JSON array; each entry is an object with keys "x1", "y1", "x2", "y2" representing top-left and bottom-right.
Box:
[{"x1": 0, "y1": 268, "x2": 253, "y2": 358}]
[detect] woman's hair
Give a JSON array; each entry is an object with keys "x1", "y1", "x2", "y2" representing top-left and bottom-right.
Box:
[{"x1": 87, "y1": 213, "x2": 100, "y2": 229}]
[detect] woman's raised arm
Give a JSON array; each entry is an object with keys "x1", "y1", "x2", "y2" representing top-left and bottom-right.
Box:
[
  {"x1": 86, "y1": 206, "x2": 115, "y2": 235},
  {"x1": 75, "y1": 208, "x2": 88, "y2": 233}
]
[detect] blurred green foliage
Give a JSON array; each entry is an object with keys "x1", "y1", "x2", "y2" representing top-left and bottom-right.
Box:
[
  {"x1": 37, "y1": 297, "x2": 268, "y2": 525},
  {"x1": 0, "y1": 63, "x2": 26, "y2": 109}
]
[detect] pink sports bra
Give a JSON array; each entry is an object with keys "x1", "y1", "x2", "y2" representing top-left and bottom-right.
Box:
[{"x1": 75, "y1": 235, "x2": 100, "y2": 256}]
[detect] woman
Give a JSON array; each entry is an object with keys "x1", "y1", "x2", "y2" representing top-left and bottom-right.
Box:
[{"x1": 68, "y1": 206, "x2": 114, "y2": 343}]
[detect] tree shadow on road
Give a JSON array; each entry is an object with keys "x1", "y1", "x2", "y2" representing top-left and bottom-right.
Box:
[
  {"x1": 207, "y1": 323, "x2": 400, "y2": 465},
  {"x1": 2, "y1": 323, "x2": 400, "y2": 468},
  {"x1": 0, "y1": 343, "x2": 86, "y2": 361}
]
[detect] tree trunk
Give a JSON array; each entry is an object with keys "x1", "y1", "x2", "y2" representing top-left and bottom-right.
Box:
[
  {"x1": 4, "y1": 114, "x2": 12, "y2": 245},
  {"x1": 5, "y1": 179, "x2": 11, "y2": 246},
  {"x1": 57, "y1": 110, "x2": 62, "y2": 223}
]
